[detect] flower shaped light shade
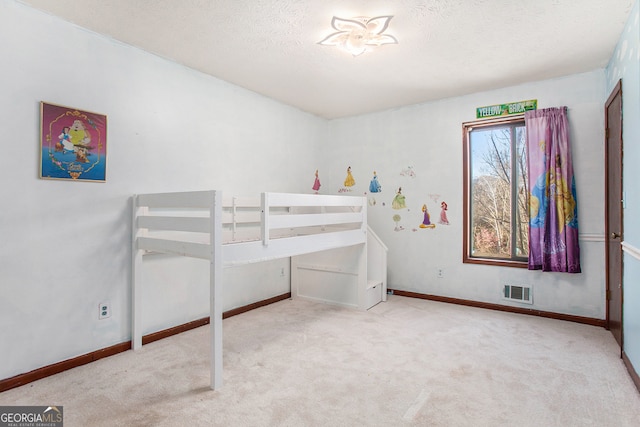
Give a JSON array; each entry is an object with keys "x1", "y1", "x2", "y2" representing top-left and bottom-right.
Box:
[{"x1": 318, "y1": 16, "x2": 398, "y2": 56}]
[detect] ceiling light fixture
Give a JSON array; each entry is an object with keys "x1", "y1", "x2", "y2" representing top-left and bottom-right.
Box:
[{"x1": 318, "y1": 15, "x2": 398, "y2": 57}]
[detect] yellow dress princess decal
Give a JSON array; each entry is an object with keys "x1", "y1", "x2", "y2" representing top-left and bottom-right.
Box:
[{"x1": 344, "y1": 166, "x2": 355, "y2": 187}]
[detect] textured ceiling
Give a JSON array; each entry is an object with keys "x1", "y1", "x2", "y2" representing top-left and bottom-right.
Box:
[{"x1": 19, "y1": 0, "x2": 635, "y2": 119}]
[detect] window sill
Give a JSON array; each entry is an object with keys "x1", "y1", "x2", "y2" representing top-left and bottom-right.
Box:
[{"x1": 463, "y1": 257, "x2": 528, "y2": 269}]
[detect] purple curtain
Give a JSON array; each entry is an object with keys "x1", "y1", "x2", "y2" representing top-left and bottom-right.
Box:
[{"x1": 525, "y1": 107, "x2": 581, "y2": 273}]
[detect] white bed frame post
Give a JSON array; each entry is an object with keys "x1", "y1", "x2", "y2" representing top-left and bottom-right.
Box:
[
  {"x1": 261, "y1": 192, "x2": 270, "y2": 245},
  {"x1": 210, "y1": 190, "x2": 223, "y2": 390},
  {"x1": 131, "y1": 195, "x2": 145, "y2": 350},
  {"x1": 357, "y1": 202, "x2": 368, "y2": 310},
  {"x1": 231, "y1": 196, "x2": 238, "y2": 241}
]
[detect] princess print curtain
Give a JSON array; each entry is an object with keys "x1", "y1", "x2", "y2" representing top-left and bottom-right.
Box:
[{"x1": 525, "y1": 107, "x2": 581, "y2": 273}]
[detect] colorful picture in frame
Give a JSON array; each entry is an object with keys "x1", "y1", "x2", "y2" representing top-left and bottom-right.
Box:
[{"x1": 40, "y1": 102, "x2": 107, "y2": 181}]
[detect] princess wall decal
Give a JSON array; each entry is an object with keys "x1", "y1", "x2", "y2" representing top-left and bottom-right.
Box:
[
  {"x1": 392, "y1": 187, "x2": 406, "y2": 210},
  {"x1": 369, "y1": 171, "x2": 381, "y2": 193},
  {"x1": 312, "y1": 169, "x2": 321, "y2": 193},
  {"x1": 339, "y1": 166, "x2": 356, "y2": 193},
  {"x1": 367, "y1": 170, "x2": 382, "y2": 205},
  {"x1": 344, "y1": 166, "x2": 355, "y2": 187},
  {"x1": 439, "y1": 201, "x2": 450, "y2": 225},
  {"x1": 419, "y1": 203, "x2": 436, "y2": 229}
]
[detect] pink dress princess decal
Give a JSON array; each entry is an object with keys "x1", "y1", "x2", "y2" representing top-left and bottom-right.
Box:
[
  {"x1": 312, "y1": 169, "x2": 321, "y2": 193},
  {"x1": 439, "y1": 201, "x2": 450, "y2": 225}
]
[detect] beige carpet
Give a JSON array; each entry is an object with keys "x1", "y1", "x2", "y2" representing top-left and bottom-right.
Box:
[{"x1": 1, "y1": 295, "x2": 639, "y2": 426}]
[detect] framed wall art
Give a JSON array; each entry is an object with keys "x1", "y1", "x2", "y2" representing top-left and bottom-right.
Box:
[{"x1": 40, "y1": 102, "x2": 107, "y2": 182}]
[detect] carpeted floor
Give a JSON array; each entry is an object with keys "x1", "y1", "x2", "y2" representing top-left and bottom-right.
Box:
[{"x1": 1, "y1": 295, "x2": 639, "y2": 426}]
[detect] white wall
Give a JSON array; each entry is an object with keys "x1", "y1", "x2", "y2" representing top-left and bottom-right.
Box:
[
  {"x1": 606, "y1": 0, "x2": 640, "y2": 375},
  {"x1": 0, "y1": 1, "x2": 325, "y2": 380},
  {"x1": 323, "y1": 71, "x2": 607, "y2": 318}
]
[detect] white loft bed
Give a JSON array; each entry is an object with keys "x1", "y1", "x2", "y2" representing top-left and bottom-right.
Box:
[{"x1": 132, "y1": 190, "x2": 387, "y2": 390}]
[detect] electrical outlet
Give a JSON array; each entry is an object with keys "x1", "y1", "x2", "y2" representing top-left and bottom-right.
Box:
[
  {"x1": 99, "y1": 301, "x2": 111, "y2": 319},
  {"x1": 437, "y1": 268, "x2": 444, "y2": 278},
  {"x1": 280, "y1": 267, "x2": 285, "y2": 277}
]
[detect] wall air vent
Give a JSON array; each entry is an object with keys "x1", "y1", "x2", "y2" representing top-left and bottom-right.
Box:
[{"x1": 503, "y1": 284, "x2": 532, "y2": 304}]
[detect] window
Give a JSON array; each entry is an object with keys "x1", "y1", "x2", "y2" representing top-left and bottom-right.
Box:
[{"x1": 463, "y1": 116, "x2": 528, "y2": 267}]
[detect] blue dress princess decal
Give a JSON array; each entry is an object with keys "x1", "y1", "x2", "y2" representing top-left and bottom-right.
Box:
[{"x1": 369, "y1": 171, "x2": 381, "y2": 193}]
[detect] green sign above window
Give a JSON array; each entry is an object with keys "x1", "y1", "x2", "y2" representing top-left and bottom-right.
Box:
[{"x1": 476, "y1": 99, "x2": 537, "y2": 119}]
